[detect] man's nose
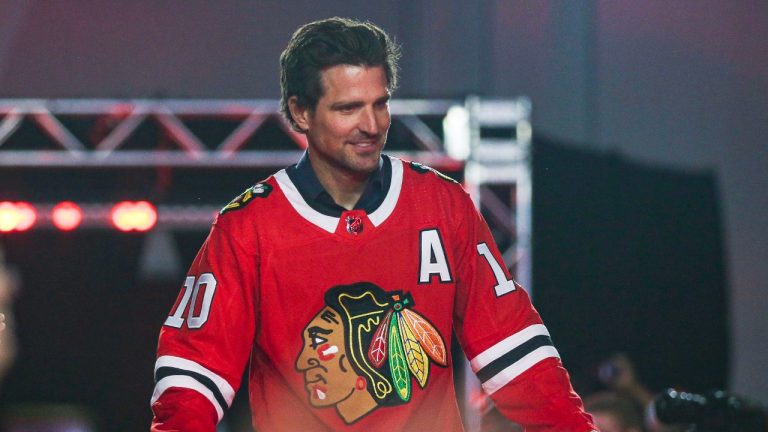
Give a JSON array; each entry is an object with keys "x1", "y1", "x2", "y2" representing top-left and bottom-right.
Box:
[{"x1": 358, "y1": 107, "x2": 380, "y2": 135}]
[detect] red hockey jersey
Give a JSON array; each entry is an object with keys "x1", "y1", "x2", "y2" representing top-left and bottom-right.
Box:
[{"x1": 151, "y1": 157, "x2": 595, "y2": 431}]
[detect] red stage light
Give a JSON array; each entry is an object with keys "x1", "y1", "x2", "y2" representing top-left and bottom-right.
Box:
[
  {"x1": 111, "y1": 201, "x2": 157, "y2": 232},
  {"x1": 0, "y1": 202, "x2": 17, "y2": 232},
  {"x1": 0, "y1": 201, "x2": 37, "y2": 232},
  {"x1": 52, "y1": 201, "x2": 83, "y2": 231}
]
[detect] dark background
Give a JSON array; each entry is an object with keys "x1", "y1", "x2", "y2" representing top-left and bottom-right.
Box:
[{"x1": 0, "y1": 1, "x2": 765, "y2": 430}]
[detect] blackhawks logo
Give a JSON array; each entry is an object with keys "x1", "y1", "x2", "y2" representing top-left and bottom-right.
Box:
[
  {"x1": 295, "y1": 282, "x2": 448, "y2": 424},
  {"x1": 220, "y1": 183, "x2": 272, "y2": 214}
]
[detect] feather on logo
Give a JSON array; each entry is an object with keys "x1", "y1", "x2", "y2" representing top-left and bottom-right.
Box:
[{"x1": 366, "y1": 292, "x2": 447, "y2": 402}]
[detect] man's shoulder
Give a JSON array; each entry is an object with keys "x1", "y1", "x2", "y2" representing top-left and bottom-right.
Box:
[
  {"x1": 213, "y1": 174, "x2": 286, "y2": 231},
  {"x1": 387, "y1": 157, "x2": 476, "y2": 218},
  {"x1": 394, "y1": 157, "x2": 467, "y2": 197},
  {"x1": 219, "y1": 178, "x2": 278, "y2": 217},
  {"x1": 397, "y1": 158, "x2": 460, "y2": 186}
]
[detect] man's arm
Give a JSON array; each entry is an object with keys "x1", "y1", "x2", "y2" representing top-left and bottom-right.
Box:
[
  {"x1": 151, "y1": 219, "x2": 258, "y2": 431},
  {"x1": 452, "y1": 191, "x2": 595, "y2": 431}
]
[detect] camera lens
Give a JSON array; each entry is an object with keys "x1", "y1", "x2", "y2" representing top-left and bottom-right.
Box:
[{"x1": 654, "y1": 388, "x2": 709, "y2": 424}]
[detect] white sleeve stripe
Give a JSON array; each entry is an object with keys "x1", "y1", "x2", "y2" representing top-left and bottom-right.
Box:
[
  {"x1": 154, "y1": 355, "x2": 236, "y2": 405},
  {"x1": 469, "y1": 324, "x2": 551, "y2": 371},
  {"x1": 480, "y1": 345, "x2": 560, "y2": 395},
  {"x1": 151, "y1": 375, "x2": 225, "y2": 421}
]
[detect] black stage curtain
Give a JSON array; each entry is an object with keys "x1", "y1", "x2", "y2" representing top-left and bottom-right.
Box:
[
  {"x1": 0, "y1": 230, "x2": 213, "y2": 431},
  {"x1": 532, "y1": 137, "x2": 729, "y2": 395},
  {"x1": 0, "y1": 232, "x2": 146, "y2": 430}
]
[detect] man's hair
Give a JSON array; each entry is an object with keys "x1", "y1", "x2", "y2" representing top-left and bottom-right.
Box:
[{"x1": 279, "y1": 17, "x2": 401, "y2": 131}]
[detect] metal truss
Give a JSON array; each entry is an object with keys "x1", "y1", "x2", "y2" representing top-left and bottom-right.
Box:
[
  {"x1": 0, "y1": 99, "x2": 460, "y2": 168},
  {"x1": 0, "y1": 97, "x2": 531, "y2": 283},
  {"x1": 464, "y1": 96, "x2": 533, "y2": 292},
  {"x1": 0, "y1": 99, "x2": 530, "y2": 265},
  {"x1": 0, "y1": 97, "x2": 531, "y2": 264},
  {"x1": 457, "y1": 96, "x2": 533, "y2": 431}
]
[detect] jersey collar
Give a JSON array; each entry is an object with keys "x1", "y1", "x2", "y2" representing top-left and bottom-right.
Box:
[
  {"x1": 275, "y1": 155, "x2": 403, "y2": 233},
  {"x1": 285, "y1": 151, "x2": 391, "y2": 217}
]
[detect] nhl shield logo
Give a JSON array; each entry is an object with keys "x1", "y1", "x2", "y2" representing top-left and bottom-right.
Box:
[{"x1": 345, "y1": 215, "x2": 363, "y2": 235}]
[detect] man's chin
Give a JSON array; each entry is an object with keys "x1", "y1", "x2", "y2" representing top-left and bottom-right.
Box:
[{"x1": 354, "y1": 149, "x2": 383, "y2": 167}]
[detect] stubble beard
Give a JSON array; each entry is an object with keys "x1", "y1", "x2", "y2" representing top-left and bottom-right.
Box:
[
  {"x1": 306, "y1": 130, "x2": 387, "y2": 183},
  {"x1": 330, "y1": 138, "x2": 386, "y2": 180}
]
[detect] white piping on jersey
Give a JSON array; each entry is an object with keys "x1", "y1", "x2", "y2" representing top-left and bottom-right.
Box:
[
  {"x1": 469, "y1": 324, "x2": 560, "y2": 394},
  {"x1": 369, "y1": 157, "x2": 403, "y2": 226},
  {"x1": 274, "y1": 157, "x2": 404, "y2": 233},
  {"x1": 480, "y1": 345, "x2": 561, "y2": 395},
  {"x1": 274, "y1": 170, "x2": 338, "y2": 232},
  {"x1": 152, "y1": 355, "x2": 235, "y2": 420}
]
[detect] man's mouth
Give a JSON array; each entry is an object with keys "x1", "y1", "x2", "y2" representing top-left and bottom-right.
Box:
[
  {"x1": 311, "y1": 384, "x2": 328, "y2": 400},
  {"x1": 348, "y1": 138, "x2": 379, "y2": 146}
]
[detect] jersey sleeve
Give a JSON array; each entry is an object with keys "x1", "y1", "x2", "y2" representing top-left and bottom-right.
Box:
[
  {"x1": 151, "y1": 217, "x2": 258, "y2": 432},
  {"x1": 452, "y1": 192, "x2": 596, "y2": 431}
]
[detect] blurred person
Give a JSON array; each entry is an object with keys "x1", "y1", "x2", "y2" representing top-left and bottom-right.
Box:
[
  {"x1": 0, "y1": 247, "x2": 18, "y2": 382},
  {"x1": 597, "y1": 353, "x2": 686, "y2": 432},
  {"x1": 598, "y1": 353, "x2": 655, "y2": 409},
  {"x1": 2, "y1": 405, "x2": 96, "y2": 432},
  {"x1": 584, "y1": 391, "x2": 646, "y2": 432},
  {"x1": 150, "y1": 17, "x2": 595, "y2": 432}
]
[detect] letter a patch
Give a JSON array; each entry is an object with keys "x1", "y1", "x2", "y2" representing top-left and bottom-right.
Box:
[{"x1": 418, "y1": 229, "x2": 453, "y2": 283}]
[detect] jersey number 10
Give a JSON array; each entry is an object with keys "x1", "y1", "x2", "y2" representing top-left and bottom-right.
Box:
[{"x1": 164, "y1": 273, "x2": 218, "y2": 329}]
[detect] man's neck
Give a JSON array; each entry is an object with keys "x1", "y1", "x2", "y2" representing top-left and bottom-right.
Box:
[{"x1": 309, "y1": 155, "x2": 372, "y2": 211}]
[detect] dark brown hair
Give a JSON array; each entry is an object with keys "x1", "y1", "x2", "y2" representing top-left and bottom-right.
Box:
[{"x1": 279, "y1": 17, "x2": 400, "y2": 131}]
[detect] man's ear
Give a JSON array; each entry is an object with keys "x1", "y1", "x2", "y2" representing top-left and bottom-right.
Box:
[{"x1": 288, "y1": 96, "x2": 311, "y2": 132}]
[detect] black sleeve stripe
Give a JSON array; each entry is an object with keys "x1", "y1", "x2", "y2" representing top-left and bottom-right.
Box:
[
  {"x1": 155, "y1": 366, "x2": 229, "y2": 413},
  {"x1": 475, "y1": 334, "x2": 554, "y2": 383}
]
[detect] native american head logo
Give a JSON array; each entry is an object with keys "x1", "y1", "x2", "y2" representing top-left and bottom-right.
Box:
[{"x1": 295, "y1": 282, "x2": 448, "y2": 424}]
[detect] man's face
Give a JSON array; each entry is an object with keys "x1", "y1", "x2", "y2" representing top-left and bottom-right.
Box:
[
  {"x1": 290, "y1": 65, "x2": 391, "y2": 178},
  {"x1": 295, "y1": 307, "x2": 358, "y2": 407}
]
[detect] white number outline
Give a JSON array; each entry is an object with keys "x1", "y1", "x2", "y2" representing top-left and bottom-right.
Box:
[
  {"x1": 164, "y1": 273, "x2": 218, "y2": 329},
  {"x1": 476, "y1": 242, "x2": 517, "y2": 297}
]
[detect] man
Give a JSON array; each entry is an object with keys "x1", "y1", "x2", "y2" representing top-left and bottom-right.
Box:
[{"x1": 151, "y1": 17, "x2": 596, "y2": 431}]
